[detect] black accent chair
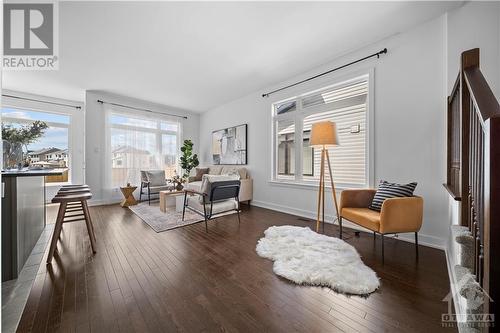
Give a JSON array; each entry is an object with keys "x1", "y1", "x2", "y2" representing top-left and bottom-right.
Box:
[{"x1": 182, "y1": 180, "x2": 241, "y2": 232}]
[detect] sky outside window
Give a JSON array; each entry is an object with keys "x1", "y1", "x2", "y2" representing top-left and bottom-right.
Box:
[{"x1": 1, "y1": 108, "x2": 70, "y2": 151}]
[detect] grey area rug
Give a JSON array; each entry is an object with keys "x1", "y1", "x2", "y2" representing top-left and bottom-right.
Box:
[
  {"x1": 129, "y1": 202, "x2": 237, "y2": 233},
  {"x1": 129, "y1": 202, "x2": 204, "y2": 232}
]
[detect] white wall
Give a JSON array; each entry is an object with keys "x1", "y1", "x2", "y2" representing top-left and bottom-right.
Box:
[
  {"x1": 200, "y1": 15, "x2": 449, "y2": 248},
  {"x1": 446, "y1": 2, "x2": 500, "y2": 101},
  {"x1": 85, "y1": 91, "x2": 199, "y2": 204}
]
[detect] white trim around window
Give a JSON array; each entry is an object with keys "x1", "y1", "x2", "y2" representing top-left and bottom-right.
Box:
[
  {"x1": 269, "y1": 68, "x2": 375, "y2": 189},
  {"x1": 1, "y1": 90, "x2": 85, "y2": 186}
]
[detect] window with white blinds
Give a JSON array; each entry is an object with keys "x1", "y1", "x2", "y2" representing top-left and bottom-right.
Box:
[{"x1": 272, "y1": 74, "x2": 370, "y2": 187}]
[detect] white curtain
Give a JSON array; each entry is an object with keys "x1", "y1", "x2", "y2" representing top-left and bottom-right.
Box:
[{"x1": 104, "y1": 106, "x2": 181, "y2": 192}]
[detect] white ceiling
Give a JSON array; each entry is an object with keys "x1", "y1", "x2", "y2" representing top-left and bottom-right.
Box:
[{"x1": 2, "y1": 1, "x2": 462, "y2": 112}]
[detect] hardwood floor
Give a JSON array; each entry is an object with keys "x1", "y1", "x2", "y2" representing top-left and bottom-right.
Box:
[{"x1": 15, "y1": 204, "x2": 455, "y2": 332}]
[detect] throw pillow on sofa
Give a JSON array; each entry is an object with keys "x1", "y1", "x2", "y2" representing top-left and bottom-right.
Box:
[
  {"x1": 193, "y1": 167, "x2": 209, "y2": 181},
  {"x1": 221, "y1": 166, "x2": 248, "y2": 179},
  {"x1": 208, "y1": 166, "x2": 223, "y2": 175},
  {"x1": 369, "y1": 180, "x2": 417, "y2": 212}
]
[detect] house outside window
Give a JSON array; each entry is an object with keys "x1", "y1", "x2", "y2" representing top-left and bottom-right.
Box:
[
  {"x1": 1, "y1": 108, "x2": 72, "y2": 183},
  {"x1": 272, "y1": 73, "x2": 372, "y2": 188}
]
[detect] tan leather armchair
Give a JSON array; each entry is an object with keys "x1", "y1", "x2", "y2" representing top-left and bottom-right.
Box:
[{"x1": 339, "y1": 189, "x2": 423, "y2": 262}]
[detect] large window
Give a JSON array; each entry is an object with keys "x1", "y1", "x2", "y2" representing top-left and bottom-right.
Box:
[
  {"x1": 1, "y1": 108, "x2": 71, "y2": 183},
  {"x1": 108, "y1": 111, "x2": 181, "y2": 188},
  {"x1": 272, "y1": 74, "x2": 371, "y2": 188}
]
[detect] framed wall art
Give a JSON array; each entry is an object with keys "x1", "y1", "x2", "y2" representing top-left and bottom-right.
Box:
[{"x1": 212, "y1": 124, "x2": 247, "y2": 165}]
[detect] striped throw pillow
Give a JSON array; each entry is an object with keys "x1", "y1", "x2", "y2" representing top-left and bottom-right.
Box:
[{"x1": 369, "y1": 180, "x2": 417, "y2": 212}]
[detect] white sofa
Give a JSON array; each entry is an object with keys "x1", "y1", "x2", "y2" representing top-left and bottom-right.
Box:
[{"x1": 187, "y1": 165, "x2": 253, "y2": 203}]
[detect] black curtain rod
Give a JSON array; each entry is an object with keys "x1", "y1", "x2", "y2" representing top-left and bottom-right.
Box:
[
  {"x1": 97, "y1": 100, "x2": 188, "y2": 119},
  {"x1": 262, "y1": 48, "x2": 388, "y2": 98},
  {"x1": 2, "y1": 94, "x2": 82, "y2": 109}
]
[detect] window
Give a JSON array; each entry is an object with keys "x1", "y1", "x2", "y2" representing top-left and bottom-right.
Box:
[
  {"x1": 272, "y1": 74, "x2": 371, "y2": 188},
  {"x1": 276, "y1": 119, "x2": 295, "y2": 177},
  {"x1": 1, "y1": 108, "x2": 71, "y2": 183},
  {"x1": 107, "y1": 110, "x2": 181, "y2": 188}
]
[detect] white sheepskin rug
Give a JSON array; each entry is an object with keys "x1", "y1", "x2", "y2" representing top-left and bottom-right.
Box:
[{"x1": 256, "y1": 225, "x2": 380, "y2": 295}]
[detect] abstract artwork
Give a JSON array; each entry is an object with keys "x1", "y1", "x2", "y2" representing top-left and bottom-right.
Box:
[{"x1": 212, "y1": 124, "x2": 247, "y2": 165}]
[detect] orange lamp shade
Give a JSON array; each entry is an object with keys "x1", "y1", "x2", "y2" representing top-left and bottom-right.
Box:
[{"x1": 310, "y1": 121, "x2": 339, "y2": 146}]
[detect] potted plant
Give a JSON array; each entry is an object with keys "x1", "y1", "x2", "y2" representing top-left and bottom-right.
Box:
[
  {"x1": 2, "y1": 121, "x2": 48, "y2": 169},
  {"x1": 180, "y1": 139, "x2": 199, "y2": 180}
]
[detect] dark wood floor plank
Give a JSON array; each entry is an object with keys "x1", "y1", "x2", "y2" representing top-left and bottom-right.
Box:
[
  {"x1": 93, "y1": 208, "x2": 149, "y2": 333},
  {"x1": 98, "y1": 209, "x2": 166, "y2": 333},
  {"x1": 59, "y1": 218, "x2": 78, "y2": 332},
  {"x1": 15, "y1": 204, "x2": 455, "y2": 333},
  {"x1": 108, "y1": 227, "x2": 187, "y2": 332},
  {"x1": 74, "y1": 223, "x2": 91, "y2": 333},
  {"x1": 104, "y1": 207, "x2": 262, "y2": 332},
  {"x1": 45, "y1": 221, "x2": 75, "y2": 333}
]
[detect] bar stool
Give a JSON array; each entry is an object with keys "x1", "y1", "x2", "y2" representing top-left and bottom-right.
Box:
[
  {"x1": 58, "y1": 185, "x2": 89, "y2": 192},
  {"x1": 47, "y1": 189, "x2": 96, "y2": 264},
  {"x1": 60, "y1": 184, "x2": 89, "y2": 187},
  {"x1": 61, "y1": 184, "x2": 88, "y2": 187},
  {"x1": 56, "y1": 186, "x2": 91, "y2": 214}
]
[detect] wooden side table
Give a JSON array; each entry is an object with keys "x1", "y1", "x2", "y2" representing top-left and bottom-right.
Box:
[
  {"x1": 159, "y1": 190, "x2": 184, "y2": 212},
  {"x1": 120, "y1": 186, "x2": 138, "y2": 207}
]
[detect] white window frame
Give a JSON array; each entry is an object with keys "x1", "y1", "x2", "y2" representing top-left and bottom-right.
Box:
[
  {"x1": 270, "y1": 68, "x2": 374, "y2": 190},
  {"x1": 1, "y1": 91, "x2": 85, "y2": 186}
]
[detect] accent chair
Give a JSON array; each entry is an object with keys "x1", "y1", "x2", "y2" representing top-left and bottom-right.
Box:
[
  {"x1": 339, "y1": 189, "x2": 423, "y2": 262},
  {"x1": 139, "y1": 170, "x2": 171, "y2": 205},
  {"x1": 183, "y1": 175, "x2": 241, "y2": 232}
]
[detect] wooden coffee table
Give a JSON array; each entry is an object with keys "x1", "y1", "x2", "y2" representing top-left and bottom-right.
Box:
[
  {"x1": 159, "y1": 190, "x2": 184, "y2": 212},
  {"x1": 120, "y1": 186, "x2": 138, "y2": 207}
]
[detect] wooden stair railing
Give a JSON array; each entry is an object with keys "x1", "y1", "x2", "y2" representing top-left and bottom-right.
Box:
[{"x1": 446, "y1": 48, "x2": 500, "y2": 330}]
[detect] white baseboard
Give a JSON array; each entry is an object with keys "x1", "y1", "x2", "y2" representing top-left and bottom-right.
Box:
[{"x1": 251, "y1": 199, "x2": 446, "y2": 250}]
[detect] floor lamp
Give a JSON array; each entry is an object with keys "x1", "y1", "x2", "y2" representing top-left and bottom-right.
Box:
[{"x1": 310, "y1": 121, "x2": 340, "y2": 234}]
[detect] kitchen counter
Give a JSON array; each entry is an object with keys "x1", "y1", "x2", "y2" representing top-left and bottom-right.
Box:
[
  {"x1": 1, "y1": 169, "x2": 63, "y2": 281},
  {"x1": 2, "y1": 169, "x2": 65, "y2": 177}
]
